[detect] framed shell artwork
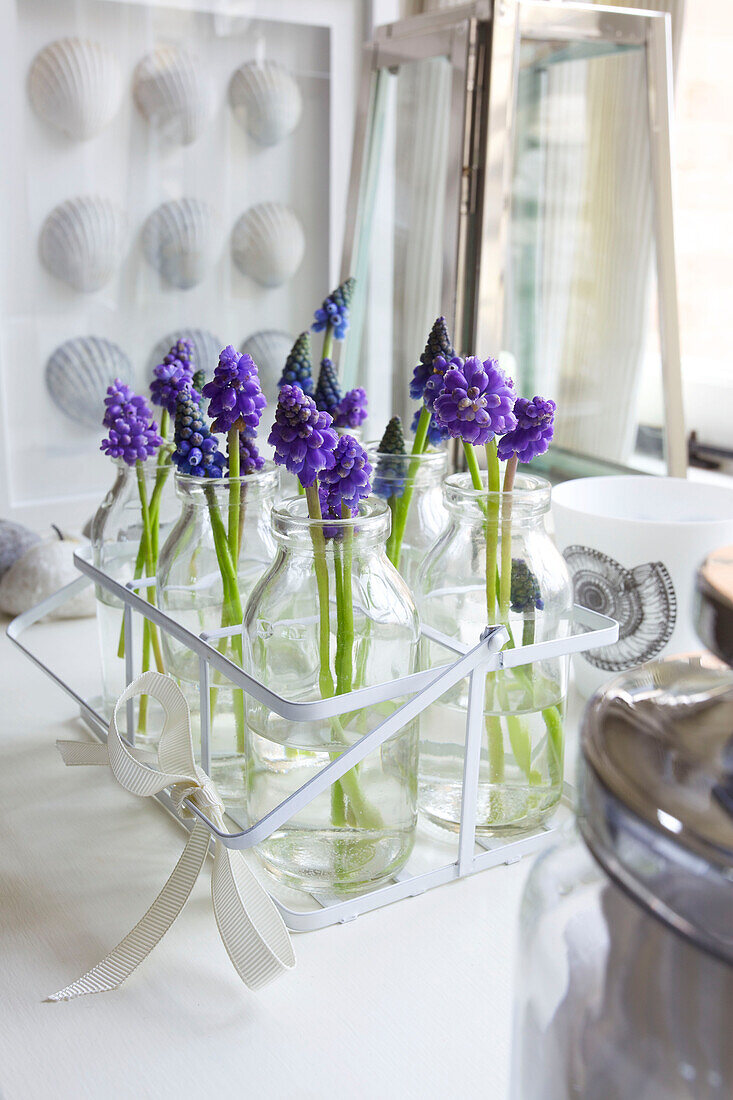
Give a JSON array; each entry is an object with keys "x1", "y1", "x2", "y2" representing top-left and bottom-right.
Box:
[{"x1": 0, "y1": 0, "x2": 364, "y2": 526}]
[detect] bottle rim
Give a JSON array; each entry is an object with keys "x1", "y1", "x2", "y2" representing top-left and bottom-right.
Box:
[
  {"x1": 443, "y1": 471, "x2": 551, "y2": 515},
  {"x1": 271, "y1": 494, "x2": 390, "y2": 541},
  {"x1": 364, "y1": 441, "x2": 448, "y2": 466},
  {"x1": 174, "y1": 460, "x2": 279, "y2": 496}
]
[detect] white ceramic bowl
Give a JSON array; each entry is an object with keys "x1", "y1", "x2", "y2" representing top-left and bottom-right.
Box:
[{"x1": 552, "y1": 476, "x2": 733, "y2": 697}]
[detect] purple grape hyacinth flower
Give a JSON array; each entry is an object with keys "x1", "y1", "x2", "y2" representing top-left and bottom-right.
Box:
[
  {"x1": 314, "y1": 358, "x2": 342, "y2": 416},
  {"x1": 150, "y1": 347, "x2": 199, "y2": 417},
  {"x1": 497, "y1": 396, "x2": 556, "y2": 464},
  {"x1": 239, "y1": 435, "x2": 265, "y2": 474},
  {"x1": 510, "y1": 558, "x2": 544, "y2": 613},
  {"x1": 165, "y1": 338, "x2": 194, "y2": 369},
  {"x1": 172, "y1": 391, "x2": 226, "y2": 478},
  {"x1": 102, "y1": 378, "x2": 150, "y2": 429},
  {"x1": 268, "y1": 384, "x2": 338, "y2": 488},
  {"x1": 100, "y1": 380, "x2": 162, "y2": 465},
  {"x1": 410, "y1": 316, "x2": 455, "y2": 401},
  {"x1": 433, "y1": 356, "x2": 517, "y2": 447},
  {"x1": 374, "y1": 415, "x2": 407, "y2": 500},
  {"x1": 334, "y1": 387, "x2": 368, "y2": 430},
  {"x1": 278, "y1": 332, "x2": 313, "y2": 395},
  {"x1": 202, "y1": 346, "x2": 267, "y2": 435},
  {"x1": 411, "y1": 406, "x2": 449, "y2": 447},
  {"x1": 318, "y1": 434, "x2": 372, "y2": 516},
  {"x1": 312, "y1": 278, "x2": 355, "y2": 341},
  {"x1": 423, "y1": 354, "x2": 462, "y2": 416}
]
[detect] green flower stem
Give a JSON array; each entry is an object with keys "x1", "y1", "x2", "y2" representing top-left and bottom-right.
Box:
[
  {"x1": 521, "y1": 617, "x2": 564, "y2": 786},
  {"x1": 304, "y1": 484, "x2": 382, "y2": 831},
  {"x1": 149, "y1": 463, "x2": 171, "y2": 562},
  {"x1": 238, "y1": 481, "x2": 248, "y2": 561},
  {"x1": 322, "y1": 326, "x2": 334, "y2": 366},
  {"x1": 150, "y1": 408, "x2": 171, "y2": 566},
  {"x1": 227, "y1": 428, "x2": 241, "y2": 565},
  {"x1": 136, "y1": 462, "x2": 165, "y2": 675},
  {"x1": 499, "y1": 454, "x2": 518, "y2": 618},
  {"x1": 333, "y1": 546, "x2": 346, "y2": 695},
  {"x1": 386, "y1": 405, "x2": 431, "y2": 570},
  {"x1": 330, "y1": 774, "x2": 348, "y2": 827},
  {"x1": 304, "y1": 485, "x2": 347, "y2": 818},
  {"x1": 495, "y1": 452, "x2": 531, "y2": 776},
  {"x1": 204, "y1": 485, "x2": 245, "y2": 753},
  {"x1": 462, "y1": 442, "x2": 505, "y2": 783},
  {"x1": 116, "y1": 451, "x2": 170, "y2": 660},
  {"x1": 138, "y1": 620, "x2": 152, "y2": 732},
  {"x1": 304, "y1": 485, "x2": 335, "y2": 700},
  {"x1": 338, "y1": 503, "x2": 355, "y2": 695},
  {"x1": 543, "y1": 703, "x2": 565, "y2": 788},
  {"x1": 485, "y1": 441, "x2": 501, "y2": 619}
]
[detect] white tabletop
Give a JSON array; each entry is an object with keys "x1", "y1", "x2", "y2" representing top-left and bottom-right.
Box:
[{"x1": 0, "y1": 614, "x2": 582, "y2": 1100}]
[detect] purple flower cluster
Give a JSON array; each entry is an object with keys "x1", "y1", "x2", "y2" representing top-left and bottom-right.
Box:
[
  {"x1": 410, "y1": 316, "x2": 455, "y2": 401},
  {"x1": 268, "y1": 385, "x2": 338, "y2": 487},
  {"x1": 150, "y1": 339, "x2": 199, "y2": 416},
  {"x1": 319, "y1": 434, "x2": 372, "y2": 517},
  {"x1": 334, "y1": 387, "x2": 368, "y2": 430},
  {"x1": 239, "y1": 435, "x2": 265, "y2": 475},
  {"x1": 312, "y1": 278, "x2": 355, "y2": 341},
  {"x1": 202, "y1": 346, "x2": 266, "y2": 435},
  {"x1": 374, "y1": 415, "x2": 407, "y2": 500},
  {"x1": 100, "y1": 380, "x2": 162, "y2": 465},
  {"x1": 433, "y1": 356, "x2": 516, "y2": 447},
  {"x1": 172, "y1": 391, "x2": 226, "y2": 478},
  {"x1": 423, "y1": 355, "x2": 460, "y2": 416},
  {"x1": 278, "y1": 332, "x2": 313, "y2": 395},
  {"x1": 314, "y1": 358, "x2": 342, "y2": 415},
  {"x1": 102, "y1": 379, "x2": 148, "y2": 426},
  {"x1": 510, "y1": 558, "x2": 544, "y2": 613},
  {"x1": 166, "y1": 338, "x2": 194, "y2": 369},
  {"x1": 497, "y1": 396, "x2": 556, "y2": 464}
]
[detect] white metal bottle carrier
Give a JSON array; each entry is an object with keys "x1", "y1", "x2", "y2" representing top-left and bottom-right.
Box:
[{"x1": 8, "y1": 545, "x2": 618, "y2": 931}]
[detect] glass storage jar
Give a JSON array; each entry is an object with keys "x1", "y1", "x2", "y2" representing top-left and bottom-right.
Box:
[
  {"x1": 90, "y1": 457, "x2": 176, "y2": 724},
  {"x1": 511, "y1": 659, "x2": 733, "y2": 1100},
  {"x1": 417, "y1": 472, "x2": 572, "y2": 834},
  {"x1": 243, "y1": 496, "x2": 420, "y2": 895},
  {"x1": 157, "y1": 465, "x2": 278, "y2": 803},
  {"x1": 367, "y1": 443, "x2": 448, "y2": 589}
]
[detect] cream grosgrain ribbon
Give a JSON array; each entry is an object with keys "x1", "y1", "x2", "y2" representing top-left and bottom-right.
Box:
[{"x1": 48, "y1": 670, "x2": 295, "y2": 1001}]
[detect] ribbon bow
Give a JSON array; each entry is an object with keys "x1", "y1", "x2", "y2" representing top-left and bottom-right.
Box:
[{"x1": 48, "y1": 670, "x2": 295, "y2": 1001}]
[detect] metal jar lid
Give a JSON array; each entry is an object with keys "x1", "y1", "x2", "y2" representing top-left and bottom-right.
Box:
[{"x1": 579, "y1": 658, "x2": 733, "y2": 966}]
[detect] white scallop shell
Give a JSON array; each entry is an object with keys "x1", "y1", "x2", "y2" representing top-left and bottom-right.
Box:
[
  {"x1": 141, "y1": 199, "x2": 217, "y2": 290},
  {"x1": 241, "y1": 329, "x2": 293, "y2": 403},
  {"x1": 147, "y1": 328, "x2": 222, "y2": 380},
  {"x1": 45, "y1": 336, "x2": 132, "y2": 429},
  {"x1": 231, "y1": 202, "x2": 304, "y2": 287},
  {"x1": 228, "y1": 61, "x2": 302, "y2": 146},
  {"x1": 28, "y1": 38, "x2": 122, "y2": 140},
  {"x1": 133, "y1": 47, "x2": 212, "y2": 147},
  {"x1": 39, "y1": 196, "x2": 128, "y2": 292}
]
